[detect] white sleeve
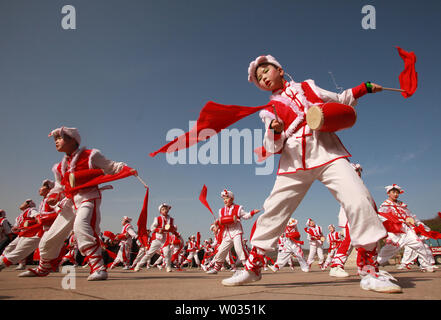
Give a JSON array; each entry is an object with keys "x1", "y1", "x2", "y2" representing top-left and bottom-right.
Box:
[
  {"x1": 150, "y1": 217, "x2": 159, "y2": 232},
  {"x1": 128, "y1": 225, "x2": 138, "y2": 239},
  {"x1": 90, "y1": 149, "x2": 127, "y2": 175},
  {"x1": 261, "y1": 116, "x2": 286, "y2": 154},
  {"x1": 238, "y1": 207, "x2": 254, "y2": 220},
  {"x1": 305, "y1": 79, "x2": 358, "y2": 107}
]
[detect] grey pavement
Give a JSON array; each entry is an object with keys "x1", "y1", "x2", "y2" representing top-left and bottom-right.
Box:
[{"x1": 0, "y1": 264, "x2": 439, "y2": 300}]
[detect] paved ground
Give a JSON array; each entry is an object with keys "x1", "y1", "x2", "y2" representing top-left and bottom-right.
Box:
[{"x1": 0, "y1": 264, "x2": 439, "y2": 301}]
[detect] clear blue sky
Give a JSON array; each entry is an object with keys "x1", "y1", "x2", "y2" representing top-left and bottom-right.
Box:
[{"x1": 0, "y1": 0, "x2": 440, "y2": 243}]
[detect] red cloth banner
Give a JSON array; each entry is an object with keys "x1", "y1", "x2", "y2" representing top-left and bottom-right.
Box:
[
  {"x1": 199, "y1": 184, "x2": 215, "y2": 217},
  {"x1": 396, "y1": 46, "x2": 418, "y2": 98},
  {"x1": 149, "y1": 101, "x2": 272, "y2": 157},
  {"x1": 137, "y1": 188, "x2": 150, "y2": 248}
]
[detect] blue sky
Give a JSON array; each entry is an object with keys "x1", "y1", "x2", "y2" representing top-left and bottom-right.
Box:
[{"x1": 0, "y1": 0, "x2": 440, "y2": 243}]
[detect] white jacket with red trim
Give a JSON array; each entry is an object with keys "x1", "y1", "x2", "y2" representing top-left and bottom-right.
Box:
[
  {"x1": 260, "y1": 80, "x2": 365, "y2": 175},
  {"x1": 47, "y1": 147, "x2": 126, "y2": 207},
  {"x1": 218, "y1": 204, "x2": 254, "y2": 239}
]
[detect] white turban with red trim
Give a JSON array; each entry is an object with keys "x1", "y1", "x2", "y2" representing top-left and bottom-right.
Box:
[
  {"x1": 220, "y1": 189, "x2": 234, "y2": 199},
  {"x1": 48, "y1": 126, "x2": 81, "y2": 146},
  {"x1": 385, "y1": 184, "x2": 404, "y2": 194}
]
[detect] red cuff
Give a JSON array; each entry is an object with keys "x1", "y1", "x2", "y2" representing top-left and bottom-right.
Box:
[{"x1": 352, "y1": 83, "x2": 368, "y2": 99}]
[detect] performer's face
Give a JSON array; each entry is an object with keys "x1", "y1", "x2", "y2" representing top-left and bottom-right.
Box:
[
  {"x1": 388, "y1": 189, "x2": 400, "y2": 201},
  {"x1": 53, "y1": 133, "x2": 78, "y2": 155},
  {"x1": 223, "y1": 196, "x2": 233, "y2": 206},
  {"x1": 160, "y1": 207, "x2": 169, "y2": 216},
  {"x1": 308, "y1": 221, "x2": 315, "y2": 227},
  {"x1": 329, "y1": 226, "x2": 335, "y2": 232},
  {"x1": 39, "y1": 185, "x2": 50, "y2": 197},
  {"x1": 256, "y1": 64, "x2": 285, "y2": 91},
  {"x1": 19, "y1": 200, "x2": 31, "y2": 211}
]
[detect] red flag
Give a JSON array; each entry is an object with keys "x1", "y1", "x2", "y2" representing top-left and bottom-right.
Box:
[
  {"x1": 396, "y1": 46, "x2": 418, "y2": 98},
  {"x1": 414, "y1": 224, "x2": 441, "y2": 240},
  {"x1": 137, "y1": 188, "x2": 150, "y2": 247},
  {"x1": 196, "y1": 232, "x2": 201, "y2": 248},
  {"x1": 67, "y1": 166, "x2": 137, "y2": 194},
  {"x1": 150, "y1": 101, "x2": 272, "y2": 157},
  {"x1": 199, "y1": 184, "x2": 215, "y2": 217},
  {"x1": 103, "y1": 231, "x2": 116, "y2": 241}
]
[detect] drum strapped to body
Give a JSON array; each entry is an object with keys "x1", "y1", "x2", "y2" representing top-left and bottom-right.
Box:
[
  {"x1": 220, "y1": 215, "x2": 237, "y2": 225},
  {"x1": 306, "y1": 103, "x2": 357, "y2": 132}
]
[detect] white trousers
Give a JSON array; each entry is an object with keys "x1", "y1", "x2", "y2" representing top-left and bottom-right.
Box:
[
  {"x1": 324, "y1": 248, "x2": 338, "y2": 267},
  {"x1": 131, "y1": 246, "x2": 147, "y2": 267},
  {"x1": 378, "y1": 231, "x2": 432, "y2": 269},
  {"x1": 136, "y1": 239, "x2": 171, "y2": 268},
  {"x1": 307, "y1": 241, "x2": 324, "y2": 265},
  {"x1": 38, "y1": 198, "x2": 104, "y2": 272},
  {"x1": 3, "y1": 236, "x2": 40, "y2": 264},
  {"x1": 251, "y1": 159, "x2": 387, "y2": 252},
  {"x1": 113, "y1": 241, "x2": 132, "y2": 267},
  {"x1": 275, "y1": 245, "x2": 308, "y2": 270},
  {"x1": 400, "y1": 243, "x2": 435, "y2": 266},
  {"x1": 212, "y1": 233, "x2": 247, "y2": 266},
  {"x1": 183, "y1": 251, "x2": 200, "y2": 266}
]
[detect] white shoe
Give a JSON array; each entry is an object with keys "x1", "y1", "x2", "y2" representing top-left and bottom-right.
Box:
[
  {"x1": 378, "y1": 270, "x2": 397, "y2": 281},
  {"x1": 206, "y1": 269, "x2": 218, "y2": 274},
  {"x1": 123, "y1": 266, "x2": 130, "y2": 270},
  {"x1": 329, "y1": 266, "x2": 349, "y2": 278},
  {"x1": 15, "y1": 264, "x2": 26, "y2": 270},
  {"x1": 423, "y1": 267, "x2": 435, "y2": 273},
  {"x1": 166, "y1": 266, "x2": 172, "y2": 272},
  {"x1": 360, "y1": 274, "x2": 402, "y2": 293},
  {"x1": 221, "y1": 269, "x2": 262, "y2": 287},
  {"x1": 263, "y1": 267, "x2": 268, "y2": 271},
  {"x1": 396, "y1": 264, "x2": 406, "y2": 270},
  {"x1": 18, "y1": 270, "x2": 45, "y2": 277},
  {"x1": 201, "y1": 264, "x2": 207, "y2": 271},
  {"x1": 87, "y1": 270, "x2": 108, "y2": 281},
  {"x1": 157, "y1": 265, "x2": 163, "y2": 270},
  {"x1": 268, "y1": 265, "x2": 278, "y2": 273},
  {"x1": 133, "y1": 265, "x2": 140, "y2": 272}
]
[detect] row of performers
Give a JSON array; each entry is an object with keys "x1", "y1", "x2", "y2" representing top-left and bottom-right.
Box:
[{"x1": 1, "y1": 179, "x2": 439, "y2": 279}]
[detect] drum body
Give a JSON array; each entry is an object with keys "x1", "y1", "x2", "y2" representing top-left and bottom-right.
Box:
[
  {"x1": 306, "y1": 103, "x2": 356, "y2": 132},
  {"x1": 220, "y1": 215, "x2": 237, "y2": 225}
]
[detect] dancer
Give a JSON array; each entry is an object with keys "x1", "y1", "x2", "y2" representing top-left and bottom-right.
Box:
[
  {"x1": 19, "y1": 126, "x2": 136, "y2": 281},
  {"x1": 206, "y1": 189, "x2": 260, "y2": 274},
  {"x1": 0, "y1": 210, "x2": 13, "y2": 254},
  {"x1": 269, "y1": 218, "x2": 309, "y2": 273},
  {"x1": 134, "y1": 203, "x2": 178, "y2": 272},
  {"x1": 322, "y1": 224, "x2": 342, "y2": 270},
  {"x1": 221, "y1": 55, "x2": 401, "y2": 293},
  {"x1": 305, "y1": 218, "x2": 325, "y2": 270},
  {"x1": 110, "y1": 216, "x2": 138, "y2": 270},
  {"x1": 377, "y1": 184, "x2": 434, "y2": 272},
  {"x1": 181, "y1": 235, "x2": 201, "y2": 269}
]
